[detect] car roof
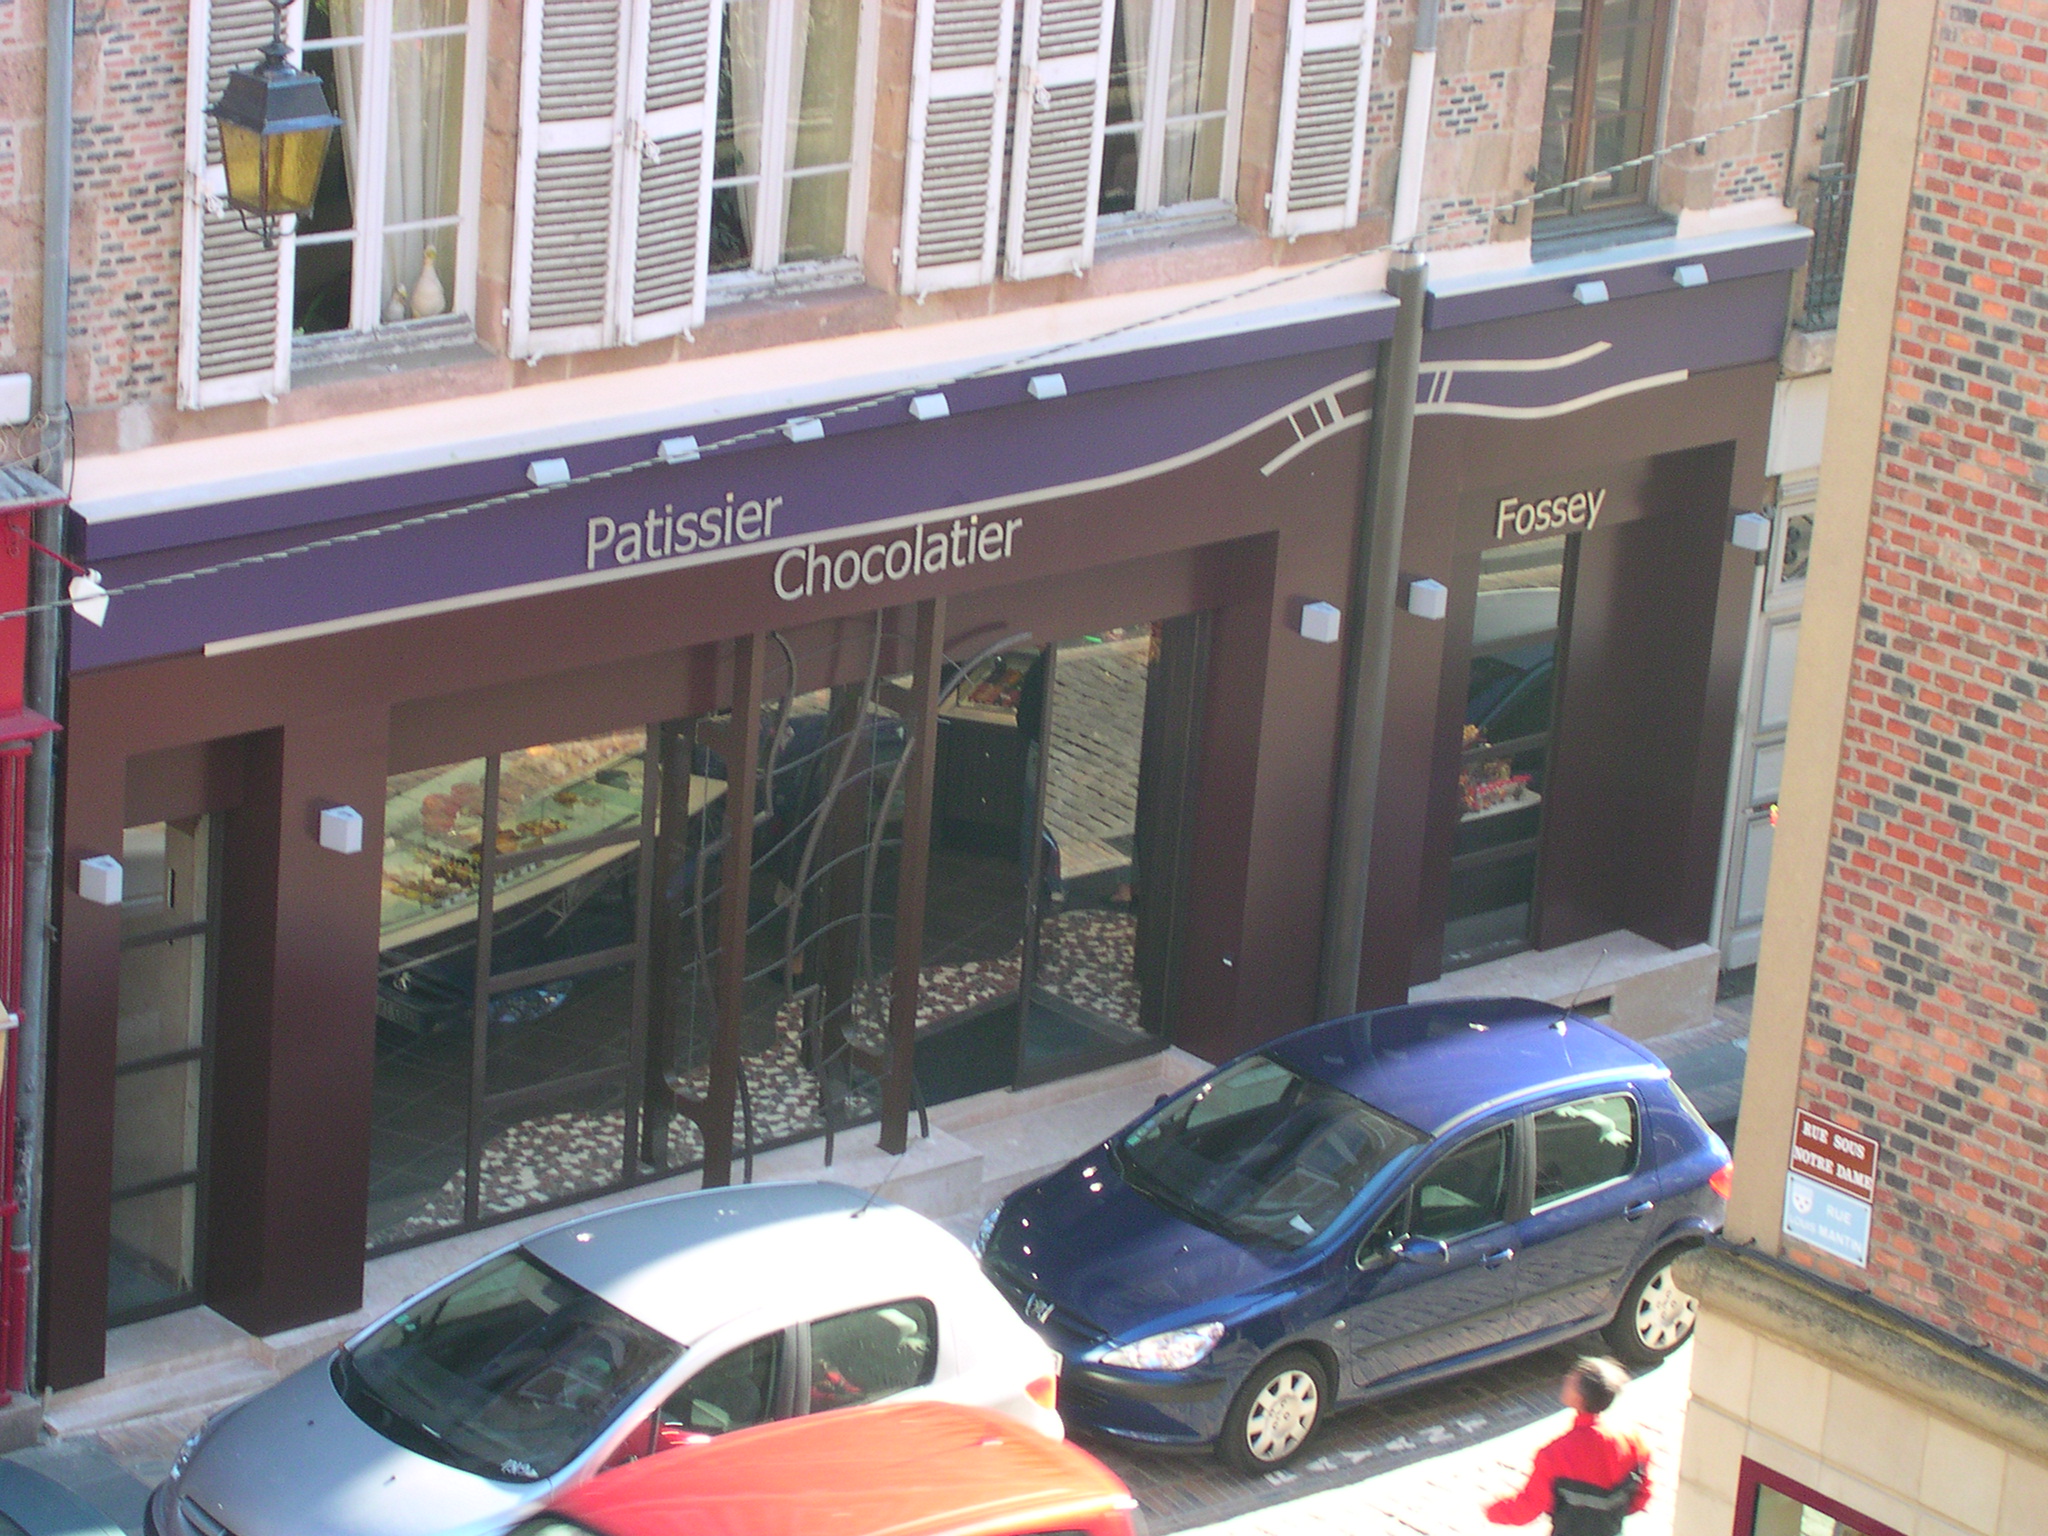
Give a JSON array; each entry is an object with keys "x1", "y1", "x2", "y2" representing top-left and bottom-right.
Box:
[
  {"x1": 551, "y1": 1401, "x2": 1130, "y2": 1536},
  {"x1": 1263, "y1": 998, "x2": 1664, "y2": 1137},
  {"x1": 523, "y1": 1182, "x2": 971, "y2": 1346}
]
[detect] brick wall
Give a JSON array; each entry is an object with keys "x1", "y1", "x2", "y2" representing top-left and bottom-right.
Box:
[
  {"x1": 0, "y1": 0, "x2": 46, "y2": 386},
  {"x1": 1793, "y1": 0, "x2": 2048, "y2": 1375}
]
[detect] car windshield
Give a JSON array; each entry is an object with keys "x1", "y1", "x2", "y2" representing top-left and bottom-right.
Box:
[
  {"x1": 337, "y1": 1250, "x2": 680, "y2": 1483},
  {"x1": 1116, "y1": 1055, "x2": 1423, "y2": 1251}
]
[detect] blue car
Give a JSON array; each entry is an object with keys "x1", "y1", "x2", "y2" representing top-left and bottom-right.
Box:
[{"x1": 974, "y1": 998, "x2": 1731, "y2": 1471}]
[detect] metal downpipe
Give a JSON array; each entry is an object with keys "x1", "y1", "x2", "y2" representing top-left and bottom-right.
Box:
[
  {"x1": 21, "y1": 0, "x2": 75, "y2": 1396},
  {"x1": 1316, "y1": 250, "x2": 1428, "y2": 1021}
]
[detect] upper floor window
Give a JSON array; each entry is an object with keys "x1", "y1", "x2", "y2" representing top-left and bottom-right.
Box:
[
  {"x1": 711, "y1": 0, "x2": 868, "y2": 276},
  {"x1": 1535, "y1": 0, "x2": 1669, "y2": 220},
  {"x1": 295, "y1": 0, "x2": 487, "y2": 336},
  {"x1": 1099, "y1": 0, "x2": 1243, "y2": 219}
]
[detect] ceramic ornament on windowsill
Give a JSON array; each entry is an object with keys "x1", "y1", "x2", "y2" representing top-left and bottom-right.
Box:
[
  {"x1": 384, "y1": 284, "x2": 409, "y2": 324},
  {"x1": 411, "y1": 247, "x2": 446, "y2": 318}
]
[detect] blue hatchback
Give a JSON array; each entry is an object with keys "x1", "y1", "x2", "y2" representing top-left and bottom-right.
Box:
[{"x1": 975, "y1": 999, "x2": 1731, "y2": 1471}]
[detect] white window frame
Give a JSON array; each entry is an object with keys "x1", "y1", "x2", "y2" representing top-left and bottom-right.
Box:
[
  {"x1": 1097, "y1": 0, "x2": 1252, "y2": 228},
  {"x1": 707, "y1": 0, "x2": 880, "y2": 292},
  {"x1": 290, "y1": 0, "x2": 489, "y2": 342}
]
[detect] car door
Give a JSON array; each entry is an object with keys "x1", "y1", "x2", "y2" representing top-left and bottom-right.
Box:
[
  {"x1": 1509, "y1": 1089, "x2": 1652, "y2": 1336},
  {"x1": 1343, "y1": 1123, "x2": 1520, "y2": 1390}
]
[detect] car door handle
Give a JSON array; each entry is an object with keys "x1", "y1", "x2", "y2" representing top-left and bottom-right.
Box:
[
  {"x1": 1483, "y1": 1247, "x2": 1516, "y2": 1269},
  {"x1": 1625, "y1": 1200, "x2": 1655, "y2": 1221}
]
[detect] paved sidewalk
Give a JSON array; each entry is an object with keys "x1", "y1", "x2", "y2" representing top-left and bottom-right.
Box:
[{"x1": 1137, "y1": 1342, "x2": 1690, "y2": 1536}]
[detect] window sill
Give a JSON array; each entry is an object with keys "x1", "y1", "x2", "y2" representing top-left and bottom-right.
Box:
[
  {"x1": 1530, "y1": 208, "x2": 1679, "y2": 261},
  {"x1": 291, "y1": 316, "x2": 491, "y2": 389},
  {"x1": 707, "y1": 259, "x2": 867, "y2": 308},
  {"x1": 1095, "y1": 204, "x2": 1243, "y2": 252}
]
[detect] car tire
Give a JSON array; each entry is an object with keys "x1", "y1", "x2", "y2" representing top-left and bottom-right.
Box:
[
  {"x1": 1603, "y1": 1248, "x2": 1701, "y2": 1367},
  {"x1": 1218, "y1": 1349, "x2": 1328, "y2": 1473}
]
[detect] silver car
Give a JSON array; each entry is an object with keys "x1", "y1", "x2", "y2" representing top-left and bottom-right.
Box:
[{"x1": 149, "y1": 1183, "x2": 1063, "y2": 1536}]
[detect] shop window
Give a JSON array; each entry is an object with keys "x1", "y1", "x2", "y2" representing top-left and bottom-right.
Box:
[
  {"x1": 1735, "y1": 1459, "x2": 1906, "y2": 1536},
  {"x1": 110, "y1": 818, "x2": 216, "y2": 1324},
  {"x1": 1534, "y1": 0, "x2": 1671, "y2": 222},
  {"x1": 711, "y1": 0, "x2": 868, "y2": 280},
  {"x1": 292, "y1": 0, "x2": 485, "y2": 341},
  {"x1": 1446, "y1": 537, "x2": 1566, "y2": 971},
  {"x1": 1098, "y1": 0, "x2": 1244, "y2": 221}
]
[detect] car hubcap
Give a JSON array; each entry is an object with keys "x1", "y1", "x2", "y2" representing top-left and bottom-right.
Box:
[
  {"x1": 1245, "y1": 1369, "x2": 1319, "y2": 1462},
  {"x1": 1635, "y1": 1263, "x2": 1699, "y2": 1351}
]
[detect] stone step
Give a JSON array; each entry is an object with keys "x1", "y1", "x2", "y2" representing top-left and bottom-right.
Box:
[{"x1": 45, "y1": 1354, "x2": 281, "y2": 1438}]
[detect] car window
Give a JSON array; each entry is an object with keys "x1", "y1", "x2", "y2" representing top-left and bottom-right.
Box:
[
  {"x1": 1409, "y1": 1126, "x2": 1511, "y2": 1241},
  {"x1": 1118, "y1": 1055, "x2": 1425, "y2": 1251},
  {"x1": 662, "y1": 1332, "x2": 783, "y2": 1435},
  {"x1": 1532, "y1": 1092, "x2": 1639, "y2": 1207},
  {"x1": 808, "y1": 1299, "x2": 936, "y2": 1413},
  {"x1": 338, "y1": 1249, "x2": 680, "y2": 1483}
]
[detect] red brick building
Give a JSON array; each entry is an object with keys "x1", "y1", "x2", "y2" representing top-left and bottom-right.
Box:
[{"x1": 1675, "y1": 3, "x2": 2048, "y2": 1534}]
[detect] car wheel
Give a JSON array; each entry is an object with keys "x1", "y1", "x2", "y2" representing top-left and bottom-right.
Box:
[
  {"x1": 1219, "y1": 1349, "x2": 1327, "y2": 1473},
  {"x1": 1604, "y1": 1250, "x2": 1700, "y2": 1367}
]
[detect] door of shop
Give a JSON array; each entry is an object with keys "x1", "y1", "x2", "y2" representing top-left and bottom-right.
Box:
[{"x1": 914, "y1": 615, "x2": 1206, "y2": 1100}]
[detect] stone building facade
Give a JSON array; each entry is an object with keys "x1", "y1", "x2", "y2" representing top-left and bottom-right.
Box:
[{"x1": 1674, "y1": 3, "x2": 2048, "y2": 1535}]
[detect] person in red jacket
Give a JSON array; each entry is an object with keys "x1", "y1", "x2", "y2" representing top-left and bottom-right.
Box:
[{"x1": 1486, "y1": 1357, "x2": 1651, "y2": 1536}]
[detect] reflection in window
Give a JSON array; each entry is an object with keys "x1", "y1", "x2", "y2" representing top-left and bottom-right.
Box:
[
  {"x1": 1100, "y1": 0, "x2": 1240, "y2": 217},
  {"x1": 808, "y1": 1300, "x2": 936, "y2": 1411},
  {"x1": 1751, "y1": 1479, "x2": 1889, "y2": 1536},
  {"x1": 1446, "y1": 538, "x2": 1566, "y2": 971},
  {"x1": 711, "y1": 0, "x2": 863, "y2": 274},
  {"x1": 664, "y1": 1334, "x2": 782, "y2": 1435},
  {"x1": 294, "y1": 0, "x2": 477, "y2": 335},
  {"x1": 1410, "y1": 1127, "x2": 1510, "y2": 1241}
]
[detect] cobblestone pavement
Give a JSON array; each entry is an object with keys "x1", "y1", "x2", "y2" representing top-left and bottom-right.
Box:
[{"x1": 1093, "y1": 1338, "x2": 1691, "y2": 1536}]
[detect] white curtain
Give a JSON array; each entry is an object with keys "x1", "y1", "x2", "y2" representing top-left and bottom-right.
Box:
[
  {"x1": 724, "y1": 0, "x2": 773, "y2": 263},
  {"x1": 780, "y1": 0, "x2": 860, "y2": 260},
  {"x1": 328, "y1": 0, "x2": 367, "y2": 226},
  {"x1": 383, "y1": 21, "x2": 466, "y2": 317}
]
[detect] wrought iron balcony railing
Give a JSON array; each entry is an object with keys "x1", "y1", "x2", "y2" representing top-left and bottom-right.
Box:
[{"x1": 1798, "y1": 164, "x2": 1856, "y2": 332}]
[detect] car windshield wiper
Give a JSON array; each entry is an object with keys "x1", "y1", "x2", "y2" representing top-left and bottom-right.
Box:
[{"x1": 1112, "y1": 1142, "x2": 1245, "y2": 1244}]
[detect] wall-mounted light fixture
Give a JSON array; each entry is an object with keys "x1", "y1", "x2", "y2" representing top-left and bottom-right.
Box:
[
  {"x1": 909, "y1": 393, "x2": 950, "y2": 421},
  {"x1": 1572, "y1": 280, "x2": 1611, "y2": 306},
  {"x1": 659, "y1": 436, "x2": 700, "y2": 463},
  {"x1": 78, "y1": 855, "x2": 123, "y2": 907},
  {"x1": 319, "y1": 805, "x2": 365, "y2": 854},
  {"x1": 1673, "y1": 263, "x2": 1710, "y2": 288},
  {"x1": 1731, "y1": 512, "x2": 1773, "y2": 552},
  {"x1": 206, "y1": 0, "x2": 343, "y2": 250},
  {"x1": 1027, "y1": 374, "x2": 1067, "y2": 400},
  {"x1": 1406, "y1": 578, "x2": 1449, "y2": 620},
  {"x1": 526, "y1": 458, "x2": 571, "y2": 488},
  {"x1": 784, "y1": 417, "x2": 825, "y2": 443},
  {"x1": 1298, "y1": 601, "x2": 1342, "y2": 644}
]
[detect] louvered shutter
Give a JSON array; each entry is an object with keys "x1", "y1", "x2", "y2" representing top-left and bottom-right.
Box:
[
  {"x1": 900, "y1": 0, "x2": 1017, "y2": 295},
  {"x1": 616, "y1": 0, "x2": 721, "y2": 343},
  {"x1": 176, "y1": 0, "x2": 291, "y2": 409},
  {"x1": 1270, "y1": 0, "x2": 1377, "y2": 236},
  {"x1": 511, "y1": 0, "x2": 632, "y2": 357},
  {"x1": 1002, "y1": 0, "x2": 1114, "y2": 280}
]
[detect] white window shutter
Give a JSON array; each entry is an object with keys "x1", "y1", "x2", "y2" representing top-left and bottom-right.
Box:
[
  {"x1": 177, "y1": 0, "x2": 292, "y2": 409},
  {"x1": 1003, "y1": 0, "x2": 1114, "y2": 281},
  {"x1": 511, "y1": 0, "x2": 632, "y2": 358},
  {"x1": 616, "y1": 0, "x2": 722, "y2": 344},
  {"x1": 900, "y1": 0, "x2": 1017, "y2": 295},
  {"x1": 1270, "y1": 0, "x2": 1377, "y2": 236}
]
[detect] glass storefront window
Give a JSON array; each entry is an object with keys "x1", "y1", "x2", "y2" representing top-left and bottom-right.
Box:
[
  {"x1": 1445, "y1": 539, "x2": 1567, "y2": 971},
  {"x1": 110, "y1": 818, "x2": 213, "y2": 1323}
]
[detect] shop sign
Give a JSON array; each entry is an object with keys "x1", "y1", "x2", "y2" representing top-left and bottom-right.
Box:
[
  {"x1": 773, "y1": 513, "x2": 1022, "y2": 601},
  {"x1": 1782, "y1": 1108, "x2": 1876, "y2": 1267},
  {"x1": 1494, "y1": 487, "x2": 1607, "y2": 542}
]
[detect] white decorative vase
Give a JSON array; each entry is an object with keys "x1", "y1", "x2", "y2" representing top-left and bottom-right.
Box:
[{"x1": 410, "y1": 247, "x2": 447, "y2": 319}]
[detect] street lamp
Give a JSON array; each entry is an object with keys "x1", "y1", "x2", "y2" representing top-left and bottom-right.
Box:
[{"x1": 206, "y1": 0, "x2": 341, "y2": 250}]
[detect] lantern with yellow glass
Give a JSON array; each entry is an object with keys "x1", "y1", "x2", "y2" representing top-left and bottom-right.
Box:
[{"x1": 207, "y1": 0, "x2": 342, "y2": 250}]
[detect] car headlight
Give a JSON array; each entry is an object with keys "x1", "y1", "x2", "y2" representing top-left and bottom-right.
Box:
[
  {"x1": 1098, "y1": 1321, "x2": 1226, "y2": 1371},
  {"x1": 972, "y1": 1203, "x2": 1002, "y2": 1259}
]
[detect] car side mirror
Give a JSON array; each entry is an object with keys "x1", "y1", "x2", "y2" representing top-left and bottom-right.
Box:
[{"x1": 1390, "y1": 1236, "x2": 1451, "y2": 1266}]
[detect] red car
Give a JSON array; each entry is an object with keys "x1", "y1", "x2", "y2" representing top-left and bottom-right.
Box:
[{"x1": 511, "y1": 1400, "x2": 1138, "y2": 1536}]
